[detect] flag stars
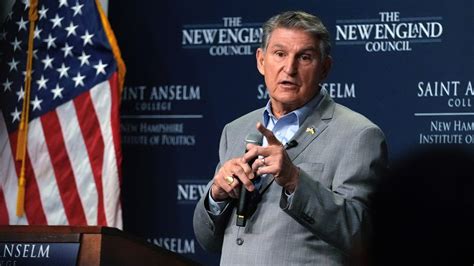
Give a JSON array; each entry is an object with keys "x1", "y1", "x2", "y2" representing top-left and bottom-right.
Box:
[
  {"x1": 22, "y1": 0, "x2": 30, "y2": 10},
  {"x1": 43, "y1": 34, "x2": 57, "y2": 49},
  {"x1": 41, "y1": 54, "x2": 54, "y2": 69},
  {"x1": 59, "y1": 0, "x2": 69, "y2": 8},
  {"x1": 38, "y1": 5, "x2": 48, "y2": 20},
  {"x1": 31, "y1": 96, "x2": 43, "y2": 111},
  {"x1": 57, "y1": 63, "x2": 70, "y2": 78},
  {"x1": 8, "y1": 58, "x2": 20, "y2": 72},
  {"x1": 78, "y1": 51, "x2": 90, "y2": 66},
  {"x1": 17, "y1": 87, "x2": 25, "y2": 101},
  {"x1": 61, "y1": 43, "x2": 74, "y2": 58},
  {"x1": 93, "y1": 60, "x2": 108, "y2": 76},
  {"x1": 27, "y1": 49, "x2": 38, "y2": 60},
  {"x1": 50, "y1": 14, "x2": 64, "y2": 29},
  {"x1": 0, "y1": 29, "x2": 7, "y2": 40},
  {"x1": 80, "y1": 30, "x2": 94, "y2": 46},
  {"x1": 11, "y1": 108, "x2": 22, "y2": 123},
  {"x1": 36, "y1": 75, "x2": 49, "y2": 90},
  {"x1": 72, "y1": 72, "x2": 85, "y2": 87},
  {"x1": 23, "y1": 70, "x2": 34, "y2": 81},
  {"x1": 34, "y1": 26, "x2": 42, "y2": 39},
  {"x1": 6, "y1": 11, "x2": 13, "y2": 21},
  {"x1": 51, "y1": 84, "x2": 64, "y2": 99},
  {"x1": 71, "y1": 1, "x2": 84, "y2": 16},
  {"x1": 2, "y1": 1, "x2": 119, "y2": 130},
  {"x1": 65, "y1": 22, "x2": 78, "y2": 37},
  {"x1": 3, "y1": 78, "x2": 13, "y2": 92},
  {"x1": 11, "y1": 37, "x2": 22, "y2": 51},
  {"x1": 16, "y1": 17, "x2": 28, "y2": 32}
]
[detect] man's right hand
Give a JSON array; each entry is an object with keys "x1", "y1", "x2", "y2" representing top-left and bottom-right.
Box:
[{"x1": 211, "y1": 157, "x2": 256, "y2": 201}]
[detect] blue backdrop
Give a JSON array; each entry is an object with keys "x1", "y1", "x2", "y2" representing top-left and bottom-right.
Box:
[{"x1": 108, "y1": 0, "x2": 473, "y2": 264}]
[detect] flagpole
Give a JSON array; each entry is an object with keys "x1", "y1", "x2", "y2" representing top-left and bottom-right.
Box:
[
  {"x1": 16, "y1": 0, "x2": 39, "y2": 217},
  {"x1": 95, "y1": 0, "x2": 126, "y2": 94}
]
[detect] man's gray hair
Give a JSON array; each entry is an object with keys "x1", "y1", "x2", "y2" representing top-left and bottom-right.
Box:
[{"x1": 260, "y1": 11, "x2": 331, "y2": 60}]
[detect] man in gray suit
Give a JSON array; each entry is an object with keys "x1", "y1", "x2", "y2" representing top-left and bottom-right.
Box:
[{"x1": 193, "y1": 11, "x2": 387, "y2": 265}]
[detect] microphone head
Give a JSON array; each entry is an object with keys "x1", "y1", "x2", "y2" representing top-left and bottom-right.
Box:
[{"x1": 245, "y1": 133, "x2": 263, "y2": 146}]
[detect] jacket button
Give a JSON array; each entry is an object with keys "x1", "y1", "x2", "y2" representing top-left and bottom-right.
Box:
[
  {"x1": 301, "y1": 213, "x2": 315, "y2": 224},
  {"x1": 236, "y1": 238, "x2": 244, "y2": 245}
]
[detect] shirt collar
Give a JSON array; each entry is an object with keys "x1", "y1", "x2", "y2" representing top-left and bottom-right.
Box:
[{"x1": 263, "y1": 91, "x2": 323, "y2": 127}]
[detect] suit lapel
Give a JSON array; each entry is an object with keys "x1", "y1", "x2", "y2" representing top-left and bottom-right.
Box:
[{"x1": 287, "y1": 93, "x2": 335, "y2": 161}]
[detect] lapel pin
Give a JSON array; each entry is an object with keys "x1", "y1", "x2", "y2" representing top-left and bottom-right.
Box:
[{"x1": 306, "y1": 127, "x2": 315, "y2": 135}]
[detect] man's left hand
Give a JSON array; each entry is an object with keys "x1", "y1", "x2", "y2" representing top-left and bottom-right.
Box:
[{"x1": 243, "y1": 122, "x2": 300, "y2": 193}]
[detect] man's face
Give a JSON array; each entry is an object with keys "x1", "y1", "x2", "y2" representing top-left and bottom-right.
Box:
[{"x1": 256, "y1": 27, "x2": 331, "y2": 115}]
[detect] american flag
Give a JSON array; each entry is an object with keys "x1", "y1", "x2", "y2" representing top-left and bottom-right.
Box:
[{"x1": 0, "y1": 0, "x2": 124, "y2": 227}]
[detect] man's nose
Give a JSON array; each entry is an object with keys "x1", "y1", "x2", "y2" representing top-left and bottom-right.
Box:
[{"x1": 283, "y1": 56, "x2": 298, "y2": 75}]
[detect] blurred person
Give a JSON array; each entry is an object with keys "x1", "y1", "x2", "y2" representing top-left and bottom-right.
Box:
[{"x1": 369, "y1": 146, "x2": 474, "y2": 265}]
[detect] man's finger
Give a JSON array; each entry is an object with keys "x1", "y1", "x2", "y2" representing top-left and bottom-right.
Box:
[
  {"x1": 256, "y1": 122, "x2": 281, "y2": 146},
  {"x1": 234, "y1": 171, "x2": 255, "y2": 192}
]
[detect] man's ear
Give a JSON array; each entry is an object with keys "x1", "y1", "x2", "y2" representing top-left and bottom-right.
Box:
[
  {"x1": 321, "y1": 55, "x2": 333, "y2": 80},
  {"x1": 256, "y1": 48, "x2": 265, "y2": 75}
]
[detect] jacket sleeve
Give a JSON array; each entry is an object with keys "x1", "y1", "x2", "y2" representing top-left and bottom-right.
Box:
[
  {"x1": 193, "y1": 124, "x2": 235, "y2": 252},
  {"x1": 280, "y1": 125, "x2": 388, "y2": 254}
]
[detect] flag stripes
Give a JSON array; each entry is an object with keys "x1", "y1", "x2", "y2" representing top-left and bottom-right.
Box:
[
  {"x1": 74, "y1": 88, "x2": 106, "y2": 225},
  {"x1": 10, "y1": 130, "x2": 48, "y2": 224},
  {"x1": 56, "y1": 99, "x2": 98, "y2": 224},
  {"x1": 0, "y1": 114, "x2": 28, "y2": 225},
  {"x1": 27, "y1": 118, "x2": 67, "y2": 225},
  {"x1": 0, "y1": 76, "x2": 121, "y2": 226},
  {"x1": 90, "y1": 73, "x2": 122, "y2": 227}
]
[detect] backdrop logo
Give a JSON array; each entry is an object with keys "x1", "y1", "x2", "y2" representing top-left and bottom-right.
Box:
[
  {"x1": 257, "y1": 82, "x2": 356, "y2": 100},
  {"x1": 177, "y1": 179, "x2": 208, "y2": 203},
  {"x1": 182, "y1": 17, "x2": 262, "y2": 56},
  {"x1": 417, "y1": 81, "x2": 473, "y2": 108},
  {"x1": 415, "y1": 80, "x2": 473, "y2": 145},
  {"x1": 148, "y1": 237, "x2": 195, "y2": 254},
  {"x1": 120, "y1": 85, "x2": 201, "y2": 146},
  {"x1": 335, "y1": 11, "x2": 443, "y2": 52}
]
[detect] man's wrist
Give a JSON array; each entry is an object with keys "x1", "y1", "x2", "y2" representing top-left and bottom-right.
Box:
[
  {"x1": 208, "y1": 186, "x2": 229, "y2": 215},
  {"x1": 210, "y1": 183, "x2": 228, "y2": 201}
]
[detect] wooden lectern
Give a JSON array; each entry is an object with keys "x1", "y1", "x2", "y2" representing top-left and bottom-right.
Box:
[{"x1": 0, "y1": 226, "x2": 199, "y2": 265}]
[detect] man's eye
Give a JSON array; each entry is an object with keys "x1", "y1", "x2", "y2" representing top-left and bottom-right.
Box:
[
  {"x1": 275, "y1": 51, "x2": 285, "y2": 57},
  {"x1": 300, "y1": 54, "x2": 312, "y2": 61}
]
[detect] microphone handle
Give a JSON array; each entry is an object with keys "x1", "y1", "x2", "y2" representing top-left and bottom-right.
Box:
[
  {"x1": 236, "y1": 156, "x2": 258, "y2": 227},
  {"x1": 236, "y1": 139, "x2": 298, "y2": 227}
]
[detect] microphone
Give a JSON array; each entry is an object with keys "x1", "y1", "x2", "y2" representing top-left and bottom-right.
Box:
[
  {"x1": 236, "y1": 133, "x2": 263, "y2": 227},
  {"x1": 284, "y1": 140, "x2": 298, "y2": 149}
]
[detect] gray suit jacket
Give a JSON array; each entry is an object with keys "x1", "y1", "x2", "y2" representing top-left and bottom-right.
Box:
[{"x1": 193, "y1": 89, "x2": 388, "y2": 265}]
